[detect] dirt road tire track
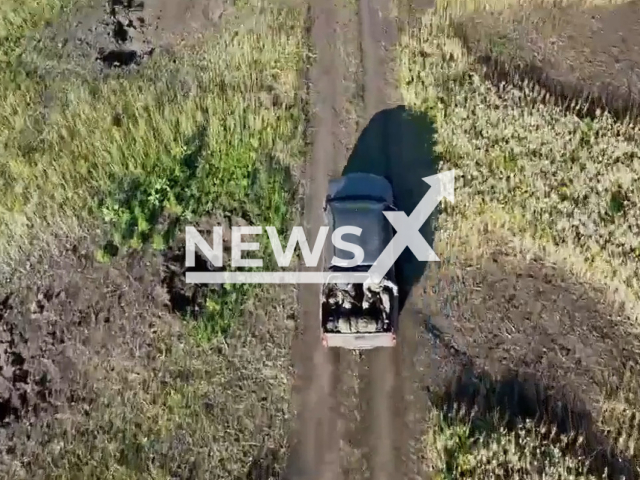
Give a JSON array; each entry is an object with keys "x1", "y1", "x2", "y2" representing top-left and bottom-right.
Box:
[{"x1": 286, "y1": 1, "x2": 354, "y2": 479}]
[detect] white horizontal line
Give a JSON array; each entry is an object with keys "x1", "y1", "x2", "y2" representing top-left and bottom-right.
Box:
[{"x1": 185, "y1": 271, "x2": 376, "y2": 284}]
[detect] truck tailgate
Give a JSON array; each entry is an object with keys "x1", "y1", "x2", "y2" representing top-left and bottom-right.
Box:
[{"x1": 322, "y1": 332, "x2": 396, "y2": 349}]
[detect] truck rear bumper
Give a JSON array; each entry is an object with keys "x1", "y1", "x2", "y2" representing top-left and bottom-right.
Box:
[{"x1": 322, "y1": 332, "x2": 396, "y2": 349}]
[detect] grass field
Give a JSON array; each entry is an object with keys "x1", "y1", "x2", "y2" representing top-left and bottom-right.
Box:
[
  {"x1": 402, "y1": 8, "x2": 640, "y2": 323},
  {"x1": 399, "y1": 1, "x2": 640, "y2": 478}
]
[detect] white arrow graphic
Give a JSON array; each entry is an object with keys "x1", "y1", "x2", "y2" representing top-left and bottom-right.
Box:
[{"x1": 367, "y1": 169, "x2": 455, "y2": 283}]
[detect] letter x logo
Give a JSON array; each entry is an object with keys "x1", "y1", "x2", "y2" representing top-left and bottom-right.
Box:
[{"x1": 368, "y1": 170, "x2": 455, "y2": 283}]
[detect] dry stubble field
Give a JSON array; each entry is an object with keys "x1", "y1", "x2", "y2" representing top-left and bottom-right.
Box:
[{"x1": 0, "y1": 0, "x2": 640, "y2": 478}]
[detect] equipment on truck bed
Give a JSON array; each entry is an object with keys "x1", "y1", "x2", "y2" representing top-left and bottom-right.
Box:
[{"x1": 320, "y1": 173, "x2": 399, "y2": 349}]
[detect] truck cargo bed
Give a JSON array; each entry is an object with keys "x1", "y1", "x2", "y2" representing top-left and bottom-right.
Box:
[{"x1": 321, "y1": 275, "x2": 399, "y2": 349}]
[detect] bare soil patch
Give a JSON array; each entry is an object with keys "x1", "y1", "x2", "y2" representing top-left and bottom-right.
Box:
[
  {"x1": 55, "y1": 0, "x2": 230, "y2": 70},
  {"x1": 0, "y1": 215, "x2": 294, "y2": 477},
  {"x1": 0, "y1": 239, "x2": 179, "y2": 475},
  {"x1": 457, "y1": 0, "x2": 640, "y2": 120},
  {"x1": 160, "y1": 212, "x2": 247, "y2": 320},
  {"x1": 426, "y1": 248, "x2": 640, "y2": 401}
]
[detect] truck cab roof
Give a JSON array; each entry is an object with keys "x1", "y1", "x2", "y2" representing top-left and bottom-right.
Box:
[
  {"x1": 324, "y1": 173, "x2": 396, "y2": 269},
  {"x1": 327, "y1": 172, "x2": 394, "y2": 204}
]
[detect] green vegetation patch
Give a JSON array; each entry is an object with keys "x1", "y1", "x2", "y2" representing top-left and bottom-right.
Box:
[
  {"x1": 425, "y1": 412, "x2": 600, "y2": 480},
  {"x1": 0, "y1": 0, "x2": 82, "y2": 62}
]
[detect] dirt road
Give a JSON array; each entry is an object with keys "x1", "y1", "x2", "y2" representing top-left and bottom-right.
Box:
[
  {"x1": 285, "y1": 0, "x2": 354, "y2": 478},
  {"x1": 286, "y1": 1, "x2": 434, "y2": 479}
]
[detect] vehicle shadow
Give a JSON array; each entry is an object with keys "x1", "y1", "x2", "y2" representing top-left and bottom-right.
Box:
[{"x1": 342, "y1": 105, "x2": 441, "y2": 311}]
